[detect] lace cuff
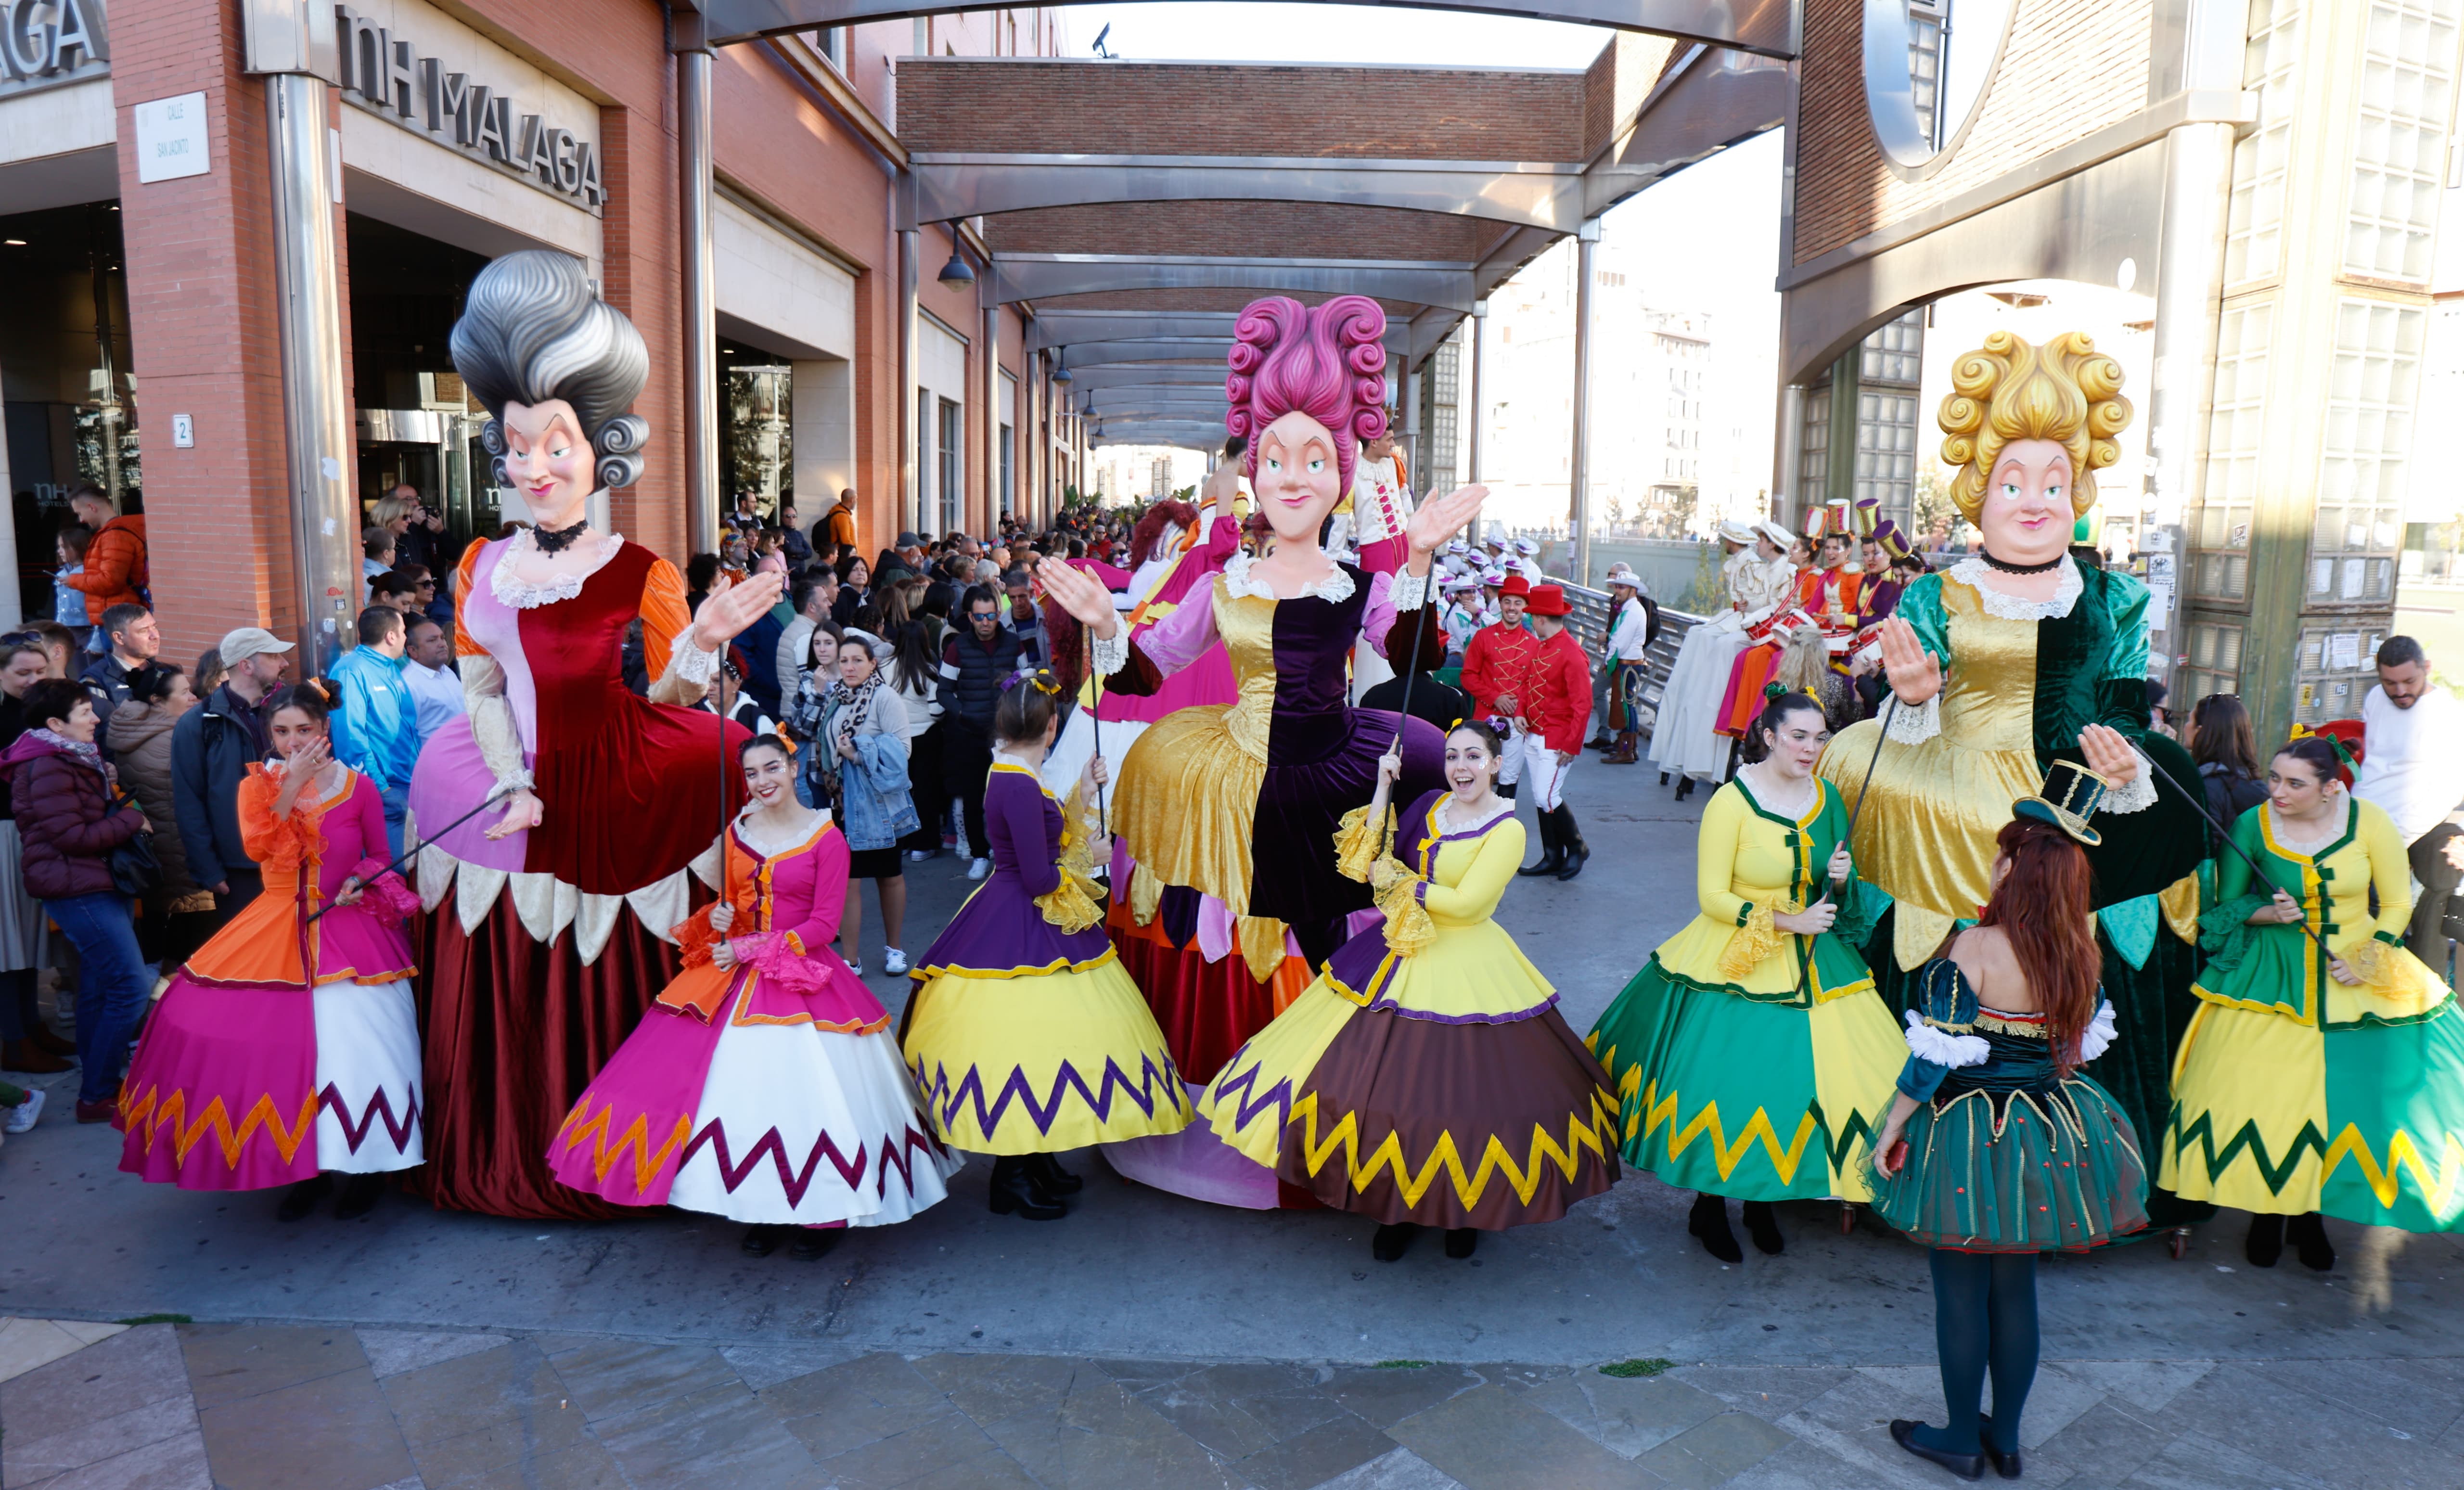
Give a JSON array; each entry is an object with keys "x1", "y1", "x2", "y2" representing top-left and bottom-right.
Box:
[
  {"x1": 670, "y1": 629, "x2": 720, "y2": 687},
  {"x1": 1388, "y1": 568, "x2": 1430, "y2": 612},
  {"x1": 1719, "y1": 902, "x2": 1786, "y2": 979},
  {"x1": 1376, "y1": 871, "x2": 1436, "y2": 958},
  {"x1": 1090, "y1": 627, "x2": 1130, "y2": 678},
  {"x1": 1036, "y1": 871, "x2": 1106, "y2": 935},
  {"x1": 2196, "y1": 892, "x2": 2270, "y2": 974},
  {"x1": 1333, "y1": 804, "x2": 1390, "y2": 885},
  {"x1": 1904, "y1": 1010, "x2": 1991, "y2": 1067},
  {"x1": 2345, "y1": 936, "x2": 2392, "y2": 987},
  {"x1": 2106, "y1": 754, "x2": 2158, "y2": 813},
  {"x1": 1884, "y1": 694, "x2": 1940, "y2": 745}
]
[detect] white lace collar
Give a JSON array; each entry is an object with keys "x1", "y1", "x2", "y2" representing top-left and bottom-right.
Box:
[
  {"x1": 490, "y1": 524, "x2": 629, "y2": 609},
  {"x1": 1222, "y1": 551, "x2": 1356, "y2": 604},
  {"x1": 1947, "y1": 553, "x2": 2082, "y2": 621},
  {"x1": 733, "y1": 807, "x2": 829, "y2": 856}
]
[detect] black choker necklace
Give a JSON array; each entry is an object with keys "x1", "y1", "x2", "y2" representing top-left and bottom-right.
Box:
[
  {"x1": 1979, "y1": 549, "x2": 2064, "y2": 575},
  {"x1": 532, "y1": 519, "x2": 590, "y2": 555}
]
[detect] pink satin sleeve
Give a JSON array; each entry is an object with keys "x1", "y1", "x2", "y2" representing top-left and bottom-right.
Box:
[{"x1": 1131, "y1": 578, "x2": 1219, "y2": 680}]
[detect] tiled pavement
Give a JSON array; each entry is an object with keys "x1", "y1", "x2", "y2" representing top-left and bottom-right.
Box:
[{"x1": 5, "y1": 1319, "x2": 2459, "y2": 1489}]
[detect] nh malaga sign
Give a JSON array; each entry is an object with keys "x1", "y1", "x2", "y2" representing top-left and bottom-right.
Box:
[
  {"x1": 333, "y1": 2, "x2": 603, "y2": 211},
  {"x1": 0, "y1": 0, "x2": 109, "y2": 98}
]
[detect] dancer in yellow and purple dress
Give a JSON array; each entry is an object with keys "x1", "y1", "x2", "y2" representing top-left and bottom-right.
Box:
[
  {"x1": 1587, "y1": 686, "x2": 1905, "y2": 1262},
  {"x1": 902, "y1": 672, "x2": 1190, "y2": 1218},
  {"x1": 1201, "y1": 721, "x2": 1618, "y2": 1261},
  {"x1": 2163, "y1": 732, "x2": 2464, "y2": 1269}
]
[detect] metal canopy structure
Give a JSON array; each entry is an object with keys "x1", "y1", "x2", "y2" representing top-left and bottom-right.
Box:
[{"x1": 867, "y1": 42, "x2": 1783, "y2": 458}]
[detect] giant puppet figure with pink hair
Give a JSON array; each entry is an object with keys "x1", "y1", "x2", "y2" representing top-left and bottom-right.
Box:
[{"x1": 1038, "y1": 295, "x2": 1489, "y2": 1207}]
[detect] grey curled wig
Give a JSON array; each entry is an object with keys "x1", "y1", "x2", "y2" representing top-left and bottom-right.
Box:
[{"x1": 450, "y1": 250, "x2": 651, "y2": 490}]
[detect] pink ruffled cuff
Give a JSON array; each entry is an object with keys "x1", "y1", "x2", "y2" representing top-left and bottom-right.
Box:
[
  {"x1": 734, "y1": 931, "x2": 837, "y2": 997},
  {"x1": 348, "y1": 857, "x2": 422, "y2": 927}
]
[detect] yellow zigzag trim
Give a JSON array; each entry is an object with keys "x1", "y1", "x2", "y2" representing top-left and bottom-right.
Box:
[
  {"x1": 1284, "y1": 1091, "x2": 1617, "y2": 1209},
  {"x1": 2321, "y1": 1122, "x2": 2464, "y2": 1213},
  {"x1": 555, "y1": 1099, "x2": 693, "y2": 1194},
  {"x1": 1628, "y1": 1072, "x2": 1817, "y2": 1185},
  {"x1": 119, "y1": 1086, "x2": 320, "y2": 1168}
]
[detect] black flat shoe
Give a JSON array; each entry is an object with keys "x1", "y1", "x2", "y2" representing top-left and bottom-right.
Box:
[
  {"x1": 789, "y1": 1229, "x2": 842, "y2": 1261},
  {"x1": 2245, "y1": 1213, "x2": 2285, "y2": 1268},
  {"x1": 1890, "y1": 1420, "x2": 1984, "y2": 1480},
  {"x1": 1026, "y1": 1152, "x2": 1083, "y2": 1195},
  {"x1": 276, "y1": 1175, "x2": 333, "y2": 1222},
  {"x1": 1516, "y1": 854, "x2": 1564, "y2": 877},
  {"x1": 1443, "y1": 1227, "x2": 1478, "y2": 1259},
  {"x1": 1674, "y1": 777, "x2": 1695, "y2": 802},
  {"x1": 989, "y1": 1156, "x2": 1065, "y2": 1220},
  {"x1": 1979, "y1": 1413, "x2": 2022, "y2": 1479},
  {"x1": 1689, "y1": 1194, "x2": 1742, "y2": 1264},
  {"x1": 742, "y1": 1224, "x2": 788, "y2": 1256},
  {"x1": 333, "y1": 1174, "x2": 387, "y2": 1220},
  {"x1": 1742, "y1": 1200, "x2": 1784, "y2": 1255},
  {"x1": 2287, "y1": 1211, "x2": 2336, "y2": 1272},
  {"x1": 1372, "y1": 1223, "x2": 1419, "y2": 1261}
]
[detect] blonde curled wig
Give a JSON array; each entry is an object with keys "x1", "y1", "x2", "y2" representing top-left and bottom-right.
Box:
[{"x1": 1937, "y1": 330, "x2": 2131, "y2": 521}]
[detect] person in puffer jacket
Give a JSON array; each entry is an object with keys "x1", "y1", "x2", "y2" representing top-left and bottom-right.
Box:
[{"x1": 4, "y1": 677, "x2": 152, "y2": 1120}]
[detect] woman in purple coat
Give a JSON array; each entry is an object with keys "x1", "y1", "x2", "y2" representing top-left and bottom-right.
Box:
[{"x1": 3, "y1": 679, "x2": 152, "y2": 1122}]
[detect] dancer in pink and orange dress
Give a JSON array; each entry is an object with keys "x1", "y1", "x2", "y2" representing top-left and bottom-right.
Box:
[
  {"x1": 117, "y1": 685, "x2": 427, "y2": 1223},
  {"x1": 549, "y1": 735, "x2": 959, "y2": 1259}
]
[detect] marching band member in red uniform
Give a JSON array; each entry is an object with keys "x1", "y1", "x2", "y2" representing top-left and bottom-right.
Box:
[
  {"x1": 1460, "y1": 575, "x2": 1541, "y2": 800},
  {"x1": 1513, "y1": 585, "x2": 1594, "y2": 881}
]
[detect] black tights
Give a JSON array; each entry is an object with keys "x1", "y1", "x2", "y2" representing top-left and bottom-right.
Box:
[{"x1": 1913, "y1": 1249, "x2": 2037, "y2": 1457}]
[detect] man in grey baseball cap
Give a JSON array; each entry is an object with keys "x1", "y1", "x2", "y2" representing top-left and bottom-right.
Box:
[{"x1": 172, "y1": 627, "x2": 298, "y2": 929}]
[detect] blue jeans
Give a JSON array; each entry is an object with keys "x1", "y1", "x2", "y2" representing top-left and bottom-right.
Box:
[
  {"x1": 378, "y1": 782, "x2": 409, "y2": 861},
  {"x1": 46, "y1": 892, "x2": 154, "y2": 1106}
]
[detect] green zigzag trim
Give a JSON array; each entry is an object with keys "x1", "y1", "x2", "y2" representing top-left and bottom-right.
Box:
[
  {"x1": 2165, "y1": 1100, "x2": 2329, "y2": 1193},
  {"x1": 1810, "y1": 1099, "x2": 1881, "y2": 1170}
]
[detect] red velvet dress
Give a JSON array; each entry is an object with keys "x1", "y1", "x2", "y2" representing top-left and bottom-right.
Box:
[{"x1": 406, "y1": 530, "x2": 746, "y2": 1218}]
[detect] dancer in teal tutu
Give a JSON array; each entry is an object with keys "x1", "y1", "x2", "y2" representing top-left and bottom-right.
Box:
[{"x1": 1869, "y1": 763, "x2": 2150, "y2": 1481}]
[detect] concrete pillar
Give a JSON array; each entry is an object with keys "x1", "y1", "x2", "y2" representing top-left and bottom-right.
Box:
[
  {"x1": 897, "y1": 227, "x2": 919, "y2": 536},
  {"x1": 983, "y1": 304, "x2": 1000, "y2": 531},
  {"x1": 676, "y1": 35, "x2": 719, "y2": 557},
  {"x1": 1569, "y1": 218, "x2": 1599, "y2": 588},
  {"x1": 1467, "y1": 299, "x2": 1488, "y2": 484}
]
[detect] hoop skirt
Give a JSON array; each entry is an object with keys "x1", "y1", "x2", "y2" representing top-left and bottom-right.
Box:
[
  {"x1": 1200, "y1": 792, "x2": 1618, "y2": 1228},
  {"x1": 549, "y1": 814, "x2": 959, "y2": 1225},
  {"x1": 118, "y1": 768, "x2": 425, "y2": 1189}
]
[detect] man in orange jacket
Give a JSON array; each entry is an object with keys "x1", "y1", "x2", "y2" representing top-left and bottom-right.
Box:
[
  {"x1": 1459, "y1": 573, "x2": 1540, "y2": 799},
  {"x1": 62, "y1": 488, "x2": 147, "y2": 628},
  {"x1": 1515, "y1": 583, "x2": 1593, "y2": 880}
]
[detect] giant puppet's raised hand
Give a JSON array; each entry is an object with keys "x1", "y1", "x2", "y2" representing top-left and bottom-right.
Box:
[
  {"x1": 1402, "y1": 484, "x2": 1489, "y2": 573},
  {"x1": 1876, "y1": 614, "x2": 1942, "y2": 708},
  {"x1": 1035, "y1": 554, "x2": 1121, "y2": 641},
  {"x1": 691, "y1": 569, "x2": 788, "y2": 653}
]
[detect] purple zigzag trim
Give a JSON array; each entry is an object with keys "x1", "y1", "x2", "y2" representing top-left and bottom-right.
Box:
[
  {"x1": 317, "y1": 1084, "x2": 422, "y2": 1154},
  {"x1": 1205, "y1": 1057, "x2": 1298, "y2": 1135},
  {"x1": 911, "y1": 1050, "x2": 1183, "y2": 1136},
  {"x1": 678, "y1": 1118, "x2": 955, "y2": 1206}
]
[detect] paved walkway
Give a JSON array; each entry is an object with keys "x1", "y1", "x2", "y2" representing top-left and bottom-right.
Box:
[{"x1": 4, "y1": 765, "x2": 2462, "y2": 1488}]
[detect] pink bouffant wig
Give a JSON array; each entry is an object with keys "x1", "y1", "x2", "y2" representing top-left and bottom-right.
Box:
[{"x1": 1225, "y1": 295, "x2": 1388, "y2": 497}]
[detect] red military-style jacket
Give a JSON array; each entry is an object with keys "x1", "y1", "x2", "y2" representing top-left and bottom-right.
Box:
[
  {"x1": 1522, "y1": 628, "x2": 1594, "y2": 755},
  {"x1": 1460, "y1": 621, "x2": 1542, "y2": 721}
]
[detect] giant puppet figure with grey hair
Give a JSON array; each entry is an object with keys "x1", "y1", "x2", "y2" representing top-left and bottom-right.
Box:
[
  {"x1": 404, "y1": 251, "x2": 785, "y2": 1218},
  {"x1": 1033, "y1": 295, "x2": 1498, "y2": 1210}
]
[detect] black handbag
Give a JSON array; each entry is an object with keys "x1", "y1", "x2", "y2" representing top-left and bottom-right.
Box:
[{"x1": 105, "y1": 787, "x2": 164, "y2": 899}]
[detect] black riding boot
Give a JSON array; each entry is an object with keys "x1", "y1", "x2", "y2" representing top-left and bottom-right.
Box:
[
  {"x1": 1518, "y1": 806, "x2": 1565, "y2": 876},
  {"x1": 1553, "y1": 806, "x2": 1590, "y2": 881}
]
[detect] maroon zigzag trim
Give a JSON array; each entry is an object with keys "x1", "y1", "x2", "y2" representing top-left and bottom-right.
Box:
[
  {"x1": 678, "y1": 1117, "x2": 951, "y2": 1207},
  {"x1": 317, "y1": 1084, "x2": 422, "y2": 1154}
]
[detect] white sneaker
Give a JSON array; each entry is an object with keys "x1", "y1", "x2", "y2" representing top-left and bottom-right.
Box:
[
  {"x1": 967, "y1": 858, "x2": 991, "y2": 880},
  {"x1": 845, "y1": 957, "x2": 864, "y2": 977},
  {"x1": 5, "y1": 1087, "x2": 44, "y2": 1134},
  {"x1": 907, "y1": 849, "x2": 932, "y2": 862},
  {"x1": 884, "y1": 948, "x2": 910, "y2": 976}
]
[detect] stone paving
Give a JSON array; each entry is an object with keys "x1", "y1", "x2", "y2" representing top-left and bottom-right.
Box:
[{"x1": 5, "y1": 768, "x2": 2463, "y2": 1488}]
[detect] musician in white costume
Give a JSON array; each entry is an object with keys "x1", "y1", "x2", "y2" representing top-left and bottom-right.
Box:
[{"x1": 1648, "y1": 520, "x2": 1796, "y2": 791}]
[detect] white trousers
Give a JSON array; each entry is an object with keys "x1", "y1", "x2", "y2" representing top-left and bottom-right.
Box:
[
  {"x1": 1497, "y1": 720, "x2": 1530, "y2": 786},
  {"x1": 1527, "y1": 744, "x2": 1574, "y2": 811}
]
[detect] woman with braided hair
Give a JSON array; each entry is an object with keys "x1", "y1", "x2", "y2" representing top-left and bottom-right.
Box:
[{"x1": 2162, "y1": 731, "x2": 2464, "y2": 1266}]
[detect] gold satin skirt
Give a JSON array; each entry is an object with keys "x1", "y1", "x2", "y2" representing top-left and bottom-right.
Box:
[{"x1": 1113, "y1": 703, "x2": 1268, "y2": 914}]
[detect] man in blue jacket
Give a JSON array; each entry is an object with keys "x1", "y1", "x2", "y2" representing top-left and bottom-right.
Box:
[
  {"x1": 938, "y1": 585, "x2": 1027, "y2": 879},
  {"x1": 329, "y1": 606, "x2": 420, "y2": 857},
  {"x1": 171, "y1": 628, "x2": 292, "y2": 932}
]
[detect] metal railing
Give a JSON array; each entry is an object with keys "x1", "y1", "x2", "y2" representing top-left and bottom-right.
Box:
[{"x1": 1559, "y1": 580, "x2": 1704, "y2": 732}]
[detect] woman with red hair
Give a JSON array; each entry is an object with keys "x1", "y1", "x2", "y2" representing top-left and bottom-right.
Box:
[{"x1": 1870, "y1": 776, "x2": 2150, "y2": 1481}]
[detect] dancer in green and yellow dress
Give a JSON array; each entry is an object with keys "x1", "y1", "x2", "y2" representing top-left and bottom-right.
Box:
[
  {"x1": 1588, "y1": 686, "x2": 1905, "y2": 1262},
  {"x1": 2163, "y1": 732, "x2": 2464, "y2": 1269}
]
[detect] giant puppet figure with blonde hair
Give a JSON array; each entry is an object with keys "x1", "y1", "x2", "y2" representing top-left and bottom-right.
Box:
[
  {"x1": 1816, "y1": 330, "x2": 2208, "y2": 1211},
  {"x1": 404, "y1": 250, "x2": 786, "y2": 1219},
  {"x1": 1036, "y1": 295, "x2": 1489, "y2": 1208}
]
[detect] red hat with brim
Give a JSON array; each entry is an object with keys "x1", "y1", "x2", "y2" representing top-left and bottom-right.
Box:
[
  {"x1": 1498, "y1": 574, "x2": 1533, "y2": 598},
  {"x1": 1524, "y1": 584, "x2": 1571, "y2": 617}
]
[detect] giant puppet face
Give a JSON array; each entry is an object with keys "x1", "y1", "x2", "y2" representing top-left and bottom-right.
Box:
[
  {"x1": 1977, "y1": 437, "x2": 2076, "y2": 568},
  {"x1": 499, "y1": 399, "x2": 598, "y2": 530},
  {"x1": 1253, "y1": 410, "x2": 1347, "y2": 544}
]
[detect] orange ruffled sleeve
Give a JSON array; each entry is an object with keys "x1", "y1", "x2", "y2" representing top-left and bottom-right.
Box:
[
  {"x1": 639, "y1": 557, "x2": 692, "y2": 683},
  {"x1": 236, "y1": 765, "x2": 324, "y2": 876},
  {"x1": 453, "y1": 537, "x2": 490, "y2": 658}
]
